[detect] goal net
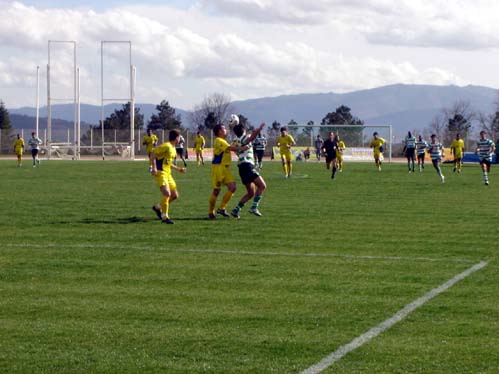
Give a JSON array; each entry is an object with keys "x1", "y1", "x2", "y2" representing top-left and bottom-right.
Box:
[{"x1": 279, "y1": 124, "x2": 392, "y2": 162}]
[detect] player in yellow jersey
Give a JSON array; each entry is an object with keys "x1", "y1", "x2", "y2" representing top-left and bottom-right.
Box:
[
  {"x1": 450, "y1": 133, "x2": 465, "y2": 173},
  {"x1": 336, "y1": 135, "x2": 346, "y2": 172},
  {"x1": 13, "y1": 134, "x2": 25, "y2": 167},
  {"x1": 150, "y1": 130, "x2": 186, "y2": 224},
  {"x1": 142, "y1": 128, "x2": 158, "y2": 172},
  {"x1": 277, "y1": 127, "x2": 296, "y2": 178},
  {"x1": 369, "y1": 132, "x2": 386, "y2": 171},
  {"x1": 193, "y1": 131, "x2": 206, "y2": 166},
  {"x1": 208, "y1": 119, "x2": 249, "y2": 219}
]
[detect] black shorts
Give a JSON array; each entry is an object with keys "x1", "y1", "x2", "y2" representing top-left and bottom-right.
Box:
[
  {"x1": 417, "y1": 153, "x2": 425, "y2": 160},
  {"x1": 405, "y1": 148, "x2": 415, "y2": 158},
  {"x1": 325, "y1": 154, "x2": 336, "y2": 163},
  {"x1": 254, "y1": 150, "x2": 264, "y2": 161},
  {"x1": 238, "y1": 162, "x2": 260, "y2": 185},
  {"x1": 176, "y1": 148, "x2": 184, "y2": 157},
  {"x1": 31, "y1": 149, "x2": 39, "y2": 157},
  {"x1": 480, "y1": 159, "x2": 491, "y2": 167}
]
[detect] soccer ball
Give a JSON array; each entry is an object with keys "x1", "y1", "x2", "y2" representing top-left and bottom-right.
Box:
[{"x1": 229, "y1": 114, "x2": 239, "y2": 126}]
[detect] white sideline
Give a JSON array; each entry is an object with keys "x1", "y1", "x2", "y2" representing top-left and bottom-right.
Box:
[
  {"x1": 4, "y1": 243, "x2": 477, "y2": 264},
  {"x1": 301, "y1": 261, "x2": 489, "y2": 374}
]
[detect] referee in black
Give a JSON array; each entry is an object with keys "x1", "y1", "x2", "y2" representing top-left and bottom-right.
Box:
[{"x1": 321, "y1": 131, "x2": 339, "y2": 179}]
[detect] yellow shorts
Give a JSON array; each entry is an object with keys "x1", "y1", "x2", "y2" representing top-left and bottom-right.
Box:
[
  {"x1": 280, "y1": 150, "x2": 292, "y2": 162},
  {"x1": 211, "y1": 165, "x2": 235, "y2": 189},
  {"x1": 15, "y1": 151, "x2": 23, "y2": 157},
  {"x1": 154, "y1": 171, "x2": 177, "y2": 191},
  {"x1": 454, "y1": 153, "x2": 463, "y2": 159},
  {"x1": 196, "y1": 148, "x2": 203, "y2": 154}
]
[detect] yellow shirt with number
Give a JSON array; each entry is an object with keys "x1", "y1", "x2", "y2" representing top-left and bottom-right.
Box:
[
  {"x1": 194, "y1": 135, "x2": 205, "y2": 151},
  {"x1": 336, "y1": 141, "x2": 346, "y2": 159},
  {"x1": 143, "y1": 134, "x2": 158, "y2": 153},
  {"x1": 14, "y1": 138, "x2": 25, "y2": 155},
  {"x1": 450, "y1": 139, "x2": 465, "y2": 158},
  {"x1": 277, "y1": 134, "x2": 295, "y2": 154},
  {"x1": 370, "y1": 137, "x2": 386, "y2": 157}
]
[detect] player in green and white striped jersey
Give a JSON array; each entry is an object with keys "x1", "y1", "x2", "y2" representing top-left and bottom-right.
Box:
[
  {"x1": 403, "y1": 131, "x2": 417, "y2": 173},
  {"x1": 416, "y1": 135, "x2": 428, "y2": 172},
  {"x1": 427, "y1": 134, "x2": 445, "y2": 183},
  {"x1": 230, "y1": 122, "x2": 267, "y2": 218},
  {"x1": 476, "y1": 130, "x2": 496, "y2": 185}
]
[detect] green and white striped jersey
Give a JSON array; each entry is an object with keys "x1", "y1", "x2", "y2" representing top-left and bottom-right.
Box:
[
  {"x1": 28, "y1": 137, "x2": 42, "y2": 150},
  {"x1": 477, "y1": 138, "x2": 494, "y2": 161},
  {"x1": 427, "y1": 142, "x2": 443, "y2": 160},
  {"x1": 416, "y1": 140, "x2": 428, "y2": 155},
  {"x1": 404, "y1": 135, "x2": 416, "y2": 148},
  {"x1": 235, "y1": 134, "x2": 255, "y2": 165}
]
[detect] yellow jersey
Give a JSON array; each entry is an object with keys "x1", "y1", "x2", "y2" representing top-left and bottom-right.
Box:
[
  {"x1": 336, "y1": 141, "x2": 346, "y2": 157},
  {"x1": 194, "y1": 135, "x2": 205, "y2": 150},
  {"x1": 450, "y1": 139, "x2": 465, "y2": 157},
  {"x1": 153, "y1": 142, "x2": 176, "y2": 173},
  {"x1": 143, "y1": 134, "x2": 158, "y2": 153},
  {"x1": 277, "y1": 134, "x2": 295, "y2": 153},
  {"x1": 370, "y1": 137, "x2": 386, "y2": 155},
  {"x1": 14, "y1": 138, "x2": 24, "y2": 152},
  {"x1": 212, "y1": 137, "x2": 232, "y2": 166}
]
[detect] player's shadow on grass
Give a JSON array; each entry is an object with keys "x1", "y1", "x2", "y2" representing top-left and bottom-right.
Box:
[
  {"x1": 54, "y1": 216, "x2": 210, "y2": 224},
  {"x1": 79, "y1": 216, "x2": 150, "y2": 224}
]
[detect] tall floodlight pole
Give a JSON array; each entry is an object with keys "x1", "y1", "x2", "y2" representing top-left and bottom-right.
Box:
[
  {"x1": 36, "y1": 66, "x2": 40, "y2": 136},
  {"x1": 101, "y1": 41, "x2": 134, "y2": 160},
  {"x1": 47, "y1": 40, "x2": 77, "y2": 160},
  {"x1": 130, "y1": 65, "x2": 136, "y2": 159}
]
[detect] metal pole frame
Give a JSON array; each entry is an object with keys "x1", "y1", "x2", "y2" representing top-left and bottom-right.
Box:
[
  {"x1": 47, "y1": 40, "x2": 79, "y2": 160},
  {"x1": 100, "y1": 41, "x2": 135, "y2": 160}
]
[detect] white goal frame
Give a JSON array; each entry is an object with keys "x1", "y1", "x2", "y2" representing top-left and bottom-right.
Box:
[
  {"x1": 287, "y1": 124, "x2": 393, "y2": 162},
  {"x1": 47, "y1": 40, "x2": 81, "y2": 159},
  {"x1": 100, "y1": 41, "x2": 136, "y2": 160}
]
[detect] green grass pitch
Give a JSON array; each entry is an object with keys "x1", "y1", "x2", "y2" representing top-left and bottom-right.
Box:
[{"x1": 0, "y1": 159, "x2": 498, "y2": 373}]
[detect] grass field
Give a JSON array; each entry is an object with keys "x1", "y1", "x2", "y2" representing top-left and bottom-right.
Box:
[{"x1": 1, "y1": 158, "x2": 498, "y2": 373}]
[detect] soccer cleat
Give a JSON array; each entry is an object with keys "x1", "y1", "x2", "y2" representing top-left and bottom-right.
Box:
[
  {"x1": 453, "y1": 167, "x2": 456, "y2": 173},
  {"x1": 208, "y1": 213, "x2": 216, "y2": 219},
  {"x1": 230, "y1": 209, "x2": 240, "y2": 219},
  {"x1": 162, "y1": 218, "x2": 175, "y2": 224},
  {"x1": 249, "y1": 208, "x2": 262, "y2": 217},
  {"x1": 331, "y1": 174, "x2": 335, "y2": 179},
  {"x1": 152, "y1": 206, "x2": 162, "y2": 220},
  {"x1": 216, "y1": 209, "x2": 230, "y2": 217},
  {"x1": 441, "y1": 175, "x2": 445, "y2": 184},
  {"x1": 485, "y1": 181, "x2": 489, "y2": 186}
]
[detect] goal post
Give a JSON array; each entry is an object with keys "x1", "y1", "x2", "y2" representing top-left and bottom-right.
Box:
[
  {"x1": 100, "y1": 41, "x2": 136, "y2": 160},
  {"x1": 285, "y1": 124, "x2": 393, "y2": 162}
]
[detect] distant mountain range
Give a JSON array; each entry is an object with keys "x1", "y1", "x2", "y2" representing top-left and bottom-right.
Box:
[{"x1": 8, "y1": 84, "x2": 498, "y2": 137}]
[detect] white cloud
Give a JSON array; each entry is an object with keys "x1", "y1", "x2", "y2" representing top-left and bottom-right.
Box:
[
  {"x1": 200, "y1": 0, "x2": 499, "y2": 50},
  {"x1": 0, "y1": 0, "x2": 486, "y2": 110}
]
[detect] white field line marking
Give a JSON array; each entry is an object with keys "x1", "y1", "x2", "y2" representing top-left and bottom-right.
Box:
[
  {"x1": 3, "y1": 243, "x2": 477, "y2": 264},
  {"x1": 301, "y1": 261, "x2": 489, "y2": 374}
]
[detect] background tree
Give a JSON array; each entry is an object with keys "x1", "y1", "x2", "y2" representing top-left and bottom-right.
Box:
[
  {"x1": 428, "y1": 100, "x2": 475, "y2": 146},
  {"x1": 189, "y1": 93, "x2": 234, "y2": 131},
  {"x1": 321, "y1": 105, "x2": 364, "y2": 146},
  {"x1": 0, "y1": 100, "x2": 13, "y2": 153},
  {"x1": 266, "y1": 121, "x2": 281, "y2": 152},
  {"x1": 0, "y1": 100, "x2": 12, "y2": 132},
  {"x1": 148, "y1": 100, "x2": 182, "y2": 131},
  {"x1": 477, "y1": 91, "x2": 499, "y2": 141},
  {"x1": 100, "y1": 102, "x2": 144, "y2": 130},
  {"x1": 478, "y1": 111, "x2": 499, "y2": 141}
]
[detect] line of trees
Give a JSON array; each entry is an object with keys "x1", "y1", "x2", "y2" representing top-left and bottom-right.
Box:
[{"x1": 427, "y1": 97, "x2": 499, "y2": 147}]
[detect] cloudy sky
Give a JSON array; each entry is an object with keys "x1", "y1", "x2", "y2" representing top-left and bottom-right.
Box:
[{"x1": 1, "y1": 0, "x2": 499, "y2": 110}]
